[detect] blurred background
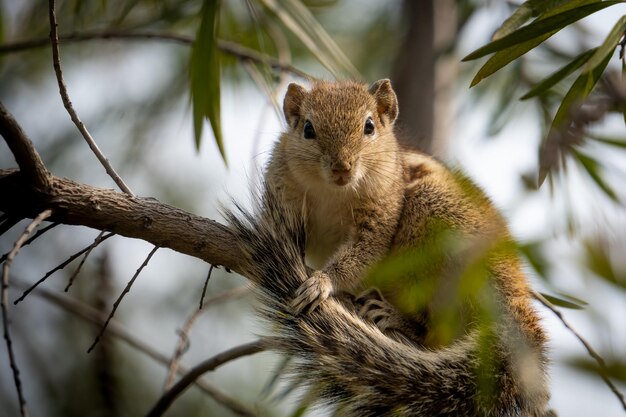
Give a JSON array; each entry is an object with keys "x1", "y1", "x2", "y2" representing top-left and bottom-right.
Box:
[{"x1": 0, "y1": 0, "x2": 625, "y2": 416}]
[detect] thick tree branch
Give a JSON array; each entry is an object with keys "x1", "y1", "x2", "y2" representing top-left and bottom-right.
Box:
[{"x1": 0, "y1": 170, "x2": 244, "y2": 274}]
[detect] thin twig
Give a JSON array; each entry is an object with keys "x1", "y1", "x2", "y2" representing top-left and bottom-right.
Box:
[
  {"x1": 14, "y1": 232, "x2": 115, "y2": 305},
  {"x1": 2, "y1": 209, "x2": 51, "y2": 417},
  {"x1": 147, "y1": 340, "x2": 265, "y2": 417},
  {"x1": 0, "y1": 102, "x2": 51, "y2": 190},
  {"x1": 533, "y1": 290, "x2": 626, "y2": 411},
  {"x1": 164, "y1": 285, "x2": 250, "y2": 390},
  {"x1": 87, "y1": 245, "x2": 159, "y2": 353},
  {"x1": 199, "y1": 264, "x2": 215, "y2": 310},
  {"x1": 48, "y1": 0, "x2": 134, "y2": 196},
  {"x1": 0, "y1": 222, "x2": 59, "y2": 264},
  {"x1": 0, "y1": 30, "x2": 309, "y2": 78},
  {"x1": 64, "y1": 230, "x2": 106, "y2": 292},
  {"x1": 20, "y1": 282, "x2": 258, "y2": 417}
]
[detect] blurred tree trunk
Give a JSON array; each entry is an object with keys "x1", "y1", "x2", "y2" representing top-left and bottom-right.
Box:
[
  {"x1": 392, "y1": 0, "x2": 458, "y2": 156},
  {"x1": 392, "y1": 0, "x2": 434, "y2": 152}
]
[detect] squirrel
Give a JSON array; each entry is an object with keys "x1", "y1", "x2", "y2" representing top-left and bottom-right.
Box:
[{"x1": 226, "y1": 79, "x2": 555, "y2": 416}]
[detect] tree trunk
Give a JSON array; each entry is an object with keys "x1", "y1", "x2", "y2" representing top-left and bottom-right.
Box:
[{"x1": 391, "y1": 0, "x2": 434, "y2": 153}]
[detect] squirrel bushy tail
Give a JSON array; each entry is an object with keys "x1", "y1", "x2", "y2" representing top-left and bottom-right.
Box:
[{"x1": 226, "y1": 187, "x2": 553, "y2": 417}]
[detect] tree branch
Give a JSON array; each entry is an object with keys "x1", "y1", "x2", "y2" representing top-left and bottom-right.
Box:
[
  {"x1": 146, "y1": 340, "x2": 265, "y2": 417},
  {"x1": 0, "y1": 30, "x2": 308, "y2": 78},
  {"x1": 2, "y1": 210, "x2": 52, "y2": 417},
  {"x1": 21, "y1": 282, "x2": 258, "y2": 417},
  {"x1": 48, "y1": 0, "x2": 134, "y2": 196},
  {"x1": 0, "y1": 169, "x2": 244, "y2": 274},
  {"x1": 533, "y1": 290, "x2": 626, "y2": 411},
  {"x1": 0, "y1": 102, "x2": 51, "y2": 191}
]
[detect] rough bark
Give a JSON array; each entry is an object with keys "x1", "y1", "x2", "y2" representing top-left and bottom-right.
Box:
[{"x1": 0, "y1": 169, "x2": 243, "y2": 273}]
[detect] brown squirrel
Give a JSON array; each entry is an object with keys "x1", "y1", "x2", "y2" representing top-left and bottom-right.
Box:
[{"x1": 227, "y1": 79, "x2": 554, "y2": 416}]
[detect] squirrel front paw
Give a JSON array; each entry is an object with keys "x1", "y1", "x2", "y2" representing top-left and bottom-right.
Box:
[{"x1": 291, "y1": 271, "x2": 333, "y2": 314}]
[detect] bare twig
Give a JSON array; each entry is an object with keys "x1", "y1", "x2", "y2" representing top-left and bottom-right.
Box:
[
  {"x1": 533, "y1": 290, "x2": 626, "y2": 411},
  {"x1": 0, "y1": 222, "x2": 59, "y2": 264},
  {"x1": 87, "y1": 245, "x2": 159, "y2": 353},
  {"x1": 48, "y1": 0, "x2": 134, "y2": 196},
  {"x1": 0, "y1": 102, "x2": 51, "y2": 190},
  {"x1": 2, "y1": 209, "x2": 52, "y2": 417},
  {"x1": 164, "y1": 285, "x2": 250, "y2": 390},
  {"x1": 0, "y1": 30, "x2": 308, "y2": 78},
  {"x1": 199, "y1": 264, "x2": 215, "y2": 310},
  {"x1": 14, "y1": 232, "x2": 115, "y2": 305},
  {"x1": 20, "y1": 282, "x2": 258, "y2": 417},
  {"x1": 64, "y1": 230, "x2": 107, "y2": 292},
  {"x1": 147, "y1": 340, "x2": 265, "y2": 417}
]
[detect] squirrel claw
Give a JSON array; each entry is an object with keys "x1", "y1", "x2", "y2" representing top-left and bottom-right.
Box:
[
  {"x1": 356, "y1": 288, "x2": 397, "y2": 331},
  {"x1": 291, "y1": 271, "x2": 333, "y2": 314}
]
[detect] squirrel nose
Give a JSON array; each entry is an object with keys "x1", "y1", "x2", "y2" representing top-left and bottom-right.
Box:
[{"x1": 331, "y1": 160, "x2": 352, "y2": 174}]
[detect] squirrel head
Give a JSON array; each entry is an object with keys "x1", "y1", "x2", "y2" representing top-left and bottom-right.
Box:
[{"x1": 281, "y1": 79, "x2": 399, "y2": 190}]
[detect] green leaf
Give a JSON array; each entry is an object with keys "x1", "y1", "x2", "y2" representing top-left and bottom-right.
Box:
[
  {"x1": 573, "y1": 149, "x2": 619, "y2": 202},
  {"x1": 468, "y1": 0, "x2": 606, "y2": 86},
  {"x1": 491, "y1": 0, "x2": 579, "y2": 40},
  {"x1": 258, "y1": 0, "x2": 359, "y2": 79},
  {"x1": 539, "y1": 292, "x2": 587, "y2": 309},
  {"x1": 463, "y1": 0, "x2": 620, "y2": 62},
  {"x1": 470, "y1": 34, "x2": 551, "y2": 87},
  {"x1": 190, "y1": 0, "x2": 226, "y2": 163},
  {"x1": 518, "y1": 241, "x2": 549, "y2": 279},
  {"x1": 521, "y1": 48, "x2": 597, "y2": 100},
  {"x1": 582, "y1": 15, "x2": 626, "y2": 73},
  {"x1": 552, "y1": 54, "x2": 610, "y2": 129},
  {"x1": 492, "y1": 3, "x2": 534, "y2": 40},
  {"x1": 623, "y1": 58, "x2": 626, "y2": 125},
  {"x1": 569, "y1": 357, "x2": 626, "y2": 383},
  {"x1": 590, "y1": 135, "x2": 626, "y2": 149},
  {"x1": 541, "y1": 48, "x2": 612, "y2": 174}
]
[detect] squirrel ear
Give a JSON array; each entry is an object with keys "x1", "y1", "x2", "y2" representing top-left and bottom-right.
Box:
[
  {"x1": 368, "y1": 79, "x2": 398, "y2": 125},
  {"x1": 283, "y1": 83, "x2": 306, "y2": 128}
]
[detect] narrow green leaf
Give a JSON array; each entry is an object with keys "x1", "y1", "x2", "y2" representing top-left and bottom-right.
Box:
[
  {"x1": 521, "y1": 48, "x2": 597, "y2": 100},
  {"x1": 569, "y1": 357, "x2": 626, "y2": 383},
  {"x1": 469, "y1": 0, "x2": 603, "y2": 86},
  {"x1": 584, "y1": 240, "x2": 621, "y2": 286},
  {"x1": 470, "y1": 33, "x2": 551, "y2": 87},
  {"x1": 463, "y1": 1, "x2": 620, "y2": 61},
  {"x1": 492, "y1": 3, "x2": 534, "y2": 40},
  {"x1": 540, "y1": 292, "x2": 586, "y2": 309},
  {"x1": 550, "y1": 52, "x2": 612, "y2": 130},
  {"x1": 258, "y1": 0, "x2": 359, "y2": 79},
  {"x1": 582, "y1": 15, "x2": 626, "y2": 73},
  {"x1": 590, "y1": 135, "x2": 626, "y2": 149},
  {"x1": 190, "y1": 0, "x2": 226, "y2": 163},
  {"x1": 573, "y1": 149, "x2": 619, "y2": 202},
  {"x1": 623, "y1": 53, "x2": 626, "y2": 126}
]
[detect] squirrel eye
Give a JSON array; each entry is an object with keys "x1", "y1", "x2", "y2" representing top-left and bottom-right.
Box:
[
  {"x1": 364, "y1": 117, "x2": 375, "y2": 135},
  {"x1": 303, "y1": 120, "x2": 316, "y2": 139}
]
